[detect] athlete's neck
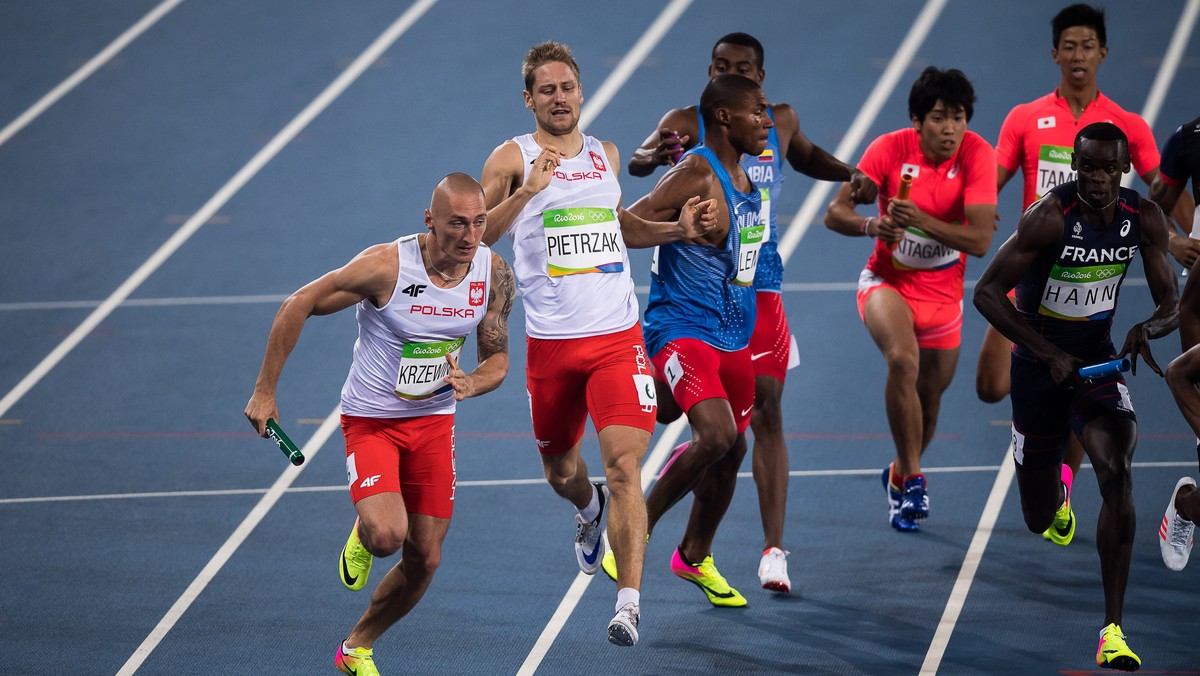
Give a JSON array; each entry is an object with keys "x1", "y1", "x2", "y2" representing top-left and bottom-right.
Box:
[
  {"x1": 533, "y1": 129, "x2": 584, "y2": 159},
  {"x1": 1057, "y1": 82, "x2": 1099, "y2": 120}
]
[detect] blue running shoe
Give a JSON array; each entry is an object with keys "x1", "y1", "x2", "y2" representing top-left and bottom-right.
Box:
[
  {"x1": 882, "y1": 466, "x2": 919, "y2": 532},
  {"x1": 900, "y1": 474, "x2": 929, "y2": 520}
]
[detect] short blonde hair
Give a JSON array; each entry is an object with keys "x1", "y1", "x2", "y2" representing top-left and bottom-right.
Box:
[{"x1": 522, "y1": 41, "x2": 580, "y2": 92}]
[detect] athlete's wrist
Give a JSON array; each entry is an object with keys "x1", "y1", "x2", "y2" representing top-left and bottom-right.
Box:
[{"x1": 861, "y1": 217, "x2": 875, "y2": 238}]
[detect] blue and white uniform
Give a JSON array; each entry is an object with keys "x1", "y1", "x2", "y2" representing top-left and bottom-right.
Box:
[{"x1": 643, "y1": 145, "x2": 765, "y2": 355}]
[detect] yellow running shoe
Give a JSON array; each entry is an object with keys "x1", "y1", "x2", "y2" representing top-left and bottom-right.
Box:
[
  {"x1": 335, "y1": 642, "x2": 381, "y2": 676},
  {"x1": 601, "y1": 549, "x2": 618, "y2": 582},
  {"x1": 670, "y1": 547, "x2": 746, "y2": 607},
  {"x1": 1042, "y1": 497, "x2": 1075, "y2": 546},
  {"x1": 1095, "y1": 623, "x2": 1140, "y2": 671},
  {"x1": 340, "y1": 518, "x2": 373, "y2": 592}
]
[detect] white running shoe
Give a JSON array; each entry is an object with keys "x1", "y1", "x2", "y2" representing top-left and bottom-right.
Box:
[
  {"x1": 607, "y1": 602, "x2": 639, "y2": 646},
  {"x1": 574, "y1": 483, "x2": 610, "y2": 574},
  {"x1": 758, "y1": 546, "x2": 791, "y2": 593},
  {"x1": 1160, "y1": 476, "x2": 1196, "y2": 571}
]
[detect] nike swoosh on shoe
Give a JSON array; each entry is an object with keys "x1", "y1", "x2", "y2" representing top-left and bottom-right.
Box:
[{"x1": 341, "y1": 547, "x2": 359, "y2": 587}]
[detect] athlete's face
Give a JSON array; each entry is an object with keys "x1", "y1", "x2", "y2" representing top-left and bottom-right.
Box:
[
  {"x1": 708, "y1": 43, "x2": 764, "y2": 84},
  {"x1": 425, "y1": 190, "x2": 488, "y2": 265},
  {"x1": 1053, "y1": 26, "x2": 1107, "y2": 88},
  {"x1": 913, "y1": 100, "x2": 967, "y2": 164},
  {"x1": 1072, "y1": 138, "x2": 1129, "y2": 211},
  {"x1": 524, "y1": 61, "x2": 582, "y2": 137},
  {"x1": 728, "y1": 89, "x2": 773, "y2": 157}
]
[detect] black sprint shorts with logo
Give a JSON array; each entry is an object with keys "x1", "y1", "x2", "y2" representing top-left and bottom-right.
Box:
[{"x1": 1008, "y1": 354, "x2": 1136, "y2": 471}]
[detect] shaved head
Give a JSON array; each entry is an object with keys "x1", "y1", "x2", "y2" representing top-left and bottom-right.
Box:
[{"x1": 430, "y1": 172, "x2": 485, "y2": 214}]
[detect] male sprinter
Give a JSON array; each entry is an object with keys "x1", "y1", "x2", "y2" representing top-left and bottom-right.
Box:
[
  {"x1": 244, "y1": 174, "x2": 514, "y2": 676},
  {"x1": 975, "y1": 123, "x2": 1178, "y2": 671},
  {"x1": 974, "y1": 4, "x2": 1196, "y2": 546},
  {"x1": 628, "y1": 32, "x2": 875, "y2": 591},
  {"x1": 480, "y1": 41, "x2": 715, "y2": 646},
  {"x1": 602, "y1": 74, "x2": 774, "y2": 608}
]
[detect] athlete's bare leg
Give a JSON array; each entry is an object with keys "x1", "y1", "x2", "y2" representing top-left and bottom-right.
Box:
[
  {"x1": 861, "y1": 288, "x2": 923, "y2": 477},
  {"x1": 346, "y1": 504, "x2": 450, "y2": 648},
  {"x1": 598, "y1": 424, "x2": 650, "y2": 591},
  {"x1": 1079, "y1": 416, "x2": 1137, "y2": 627},
  {"x1": 679, "y1": 433, "x2": 748, "y2": 563},
  {"x1": 539, "y1": 441, "x2": 597, "y2": 511},
  {"x1": 916, "y1": 346, "x2": 959, "y2": 453},
  {"x1": 645, "y1": 397, "x2": 737, "y2": 534},
  {"x1": 750, "y1": 375, "x2": 787, "y2": 550}
]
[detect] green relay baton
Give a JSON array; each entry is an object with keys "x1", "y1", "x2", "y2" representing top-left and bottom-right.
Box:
[{"x1": 266, "y1": 419, "x2": 305, "y2": 466}]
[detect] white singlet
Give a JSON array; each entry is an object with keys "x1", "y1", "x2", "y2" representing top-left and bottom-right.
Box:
[
  {"x1": 508, "y1": 133, "x2": 639, "y2": 339},
  {"x1": 340, "y1": 234, "x2": 492, "y2": 418}
]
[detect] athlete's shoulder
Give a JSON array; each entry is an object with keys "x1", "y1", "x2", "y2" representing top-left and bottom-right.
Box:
[{"x1": 961, "y1": 129, "x2": 994, "y2": 150}]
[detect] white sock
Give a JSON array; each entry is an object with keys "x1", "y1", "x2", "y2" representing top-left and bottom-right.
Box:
[
  {"x1": 578, "y1": 484, "x2": 601, "y2": 522},
  {"x1": 616, "y1": 587, "x2": 640, "y2": 611}
]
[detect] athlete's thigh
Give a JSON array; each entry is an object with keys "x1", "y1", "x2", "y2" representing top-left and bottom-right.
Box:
[
  {"x1": 396, "y1": 414, "x2": 457, "y2": 520},
  {"x1": 917, "y1": 346, "x2": 960, "y2": 399},
  {"x1": 859, "y1": 283, "x2": 918, "y2": 357},
  {"x1": 526, "y1": 336, "x2": 589, "y2": 454}
]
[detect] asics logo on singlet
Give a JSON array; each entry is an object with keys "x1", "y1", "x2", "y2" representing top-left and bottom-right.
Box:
[
  {"x1": 1059, "y1": 245, "x2": 1137, "y2": 263},
  {"x1": 1120, "y1": 220, "x2": 1131, "y2": 237},
  {"x1": 554, "y1": 170, "x2": 603, "y2": 182},
  {"x1": 409, "y1": 305, "x2": 476, "y2": 318}
]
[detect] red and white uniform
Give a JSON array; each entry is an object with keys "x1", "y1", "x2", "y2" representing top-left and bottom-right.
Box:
[
  {"x1": 339, "y1": 234, "x2": 492, "y2": 515},
  {"x1": 507, "y1": 135, "x2": 656, "y2": 453},
  {"x1": 996, "y1": 90, "x2": 1158, "y2": 209}
]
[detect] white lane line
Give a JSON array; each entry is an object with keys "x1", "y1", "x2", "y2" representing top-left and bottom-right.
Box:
[
  {"x1": 777, "y1": 0, "x2": 949, "y2": 261},
  {"x1": 516, "y1": 418, "x2": 687, "y2": 676},
  {"x1": 0, "y1": 0, "x2": 186, "y2": 149},
  {"x1": 1121, "y1": 0, "x2": 1198, "y2": 188},
  {"x1": 115, "y1": 408, "x2": 341, "y2": 675},
  {"x1": 0, "y1": 0, "x2": 439, "y2": 422},
  {"x1": 921, "y1": 447, "x2": 1015, "y2": 675},
  {"x1": 5, "y1": 458, "x2": 1190, "y2": 505},
  {"x1": 0, "y1": 294, "x2": 289, "y2": 312},
  {"x1": 1139, "y1": 0, "x2": 1198, "y2": 131},
  {"x1": 577, "y1": 0, "x2": 694, "y2": 133}
]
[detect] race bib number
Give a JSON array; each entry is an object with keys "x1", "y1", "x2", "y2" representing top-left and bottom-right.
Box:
[
  {"x1": 733, "y1": 191, "x2": 769, "y2": 286},
  {"x1": 1036, "y1": 144, "x2": 1074, "y2": 199},
  {"x1": 1038, "y1": 263, "x2": 1124, "y2": 320},
  {"x1": 543, "y1": 207, "x2": 624, "y2": 276},
  {"x1": 663, "y1": 351, "x2": 684, "y2": 392},
  {"x1": 394, "y1": 336, "x2": 465, "y2": 399},
  {"x1": 891, "y1": 228, "x2": 960, "y2": 270}
]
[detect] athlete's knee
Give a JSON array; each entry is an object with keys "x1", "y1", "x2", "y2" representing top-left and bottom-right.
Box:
[
  {"x1": 692, "y1": 424, "x2": 738, "y2": 462},
  {"x1": 1022, "y1": 508, "x2": 1055, "y2": 534},
  {"x1": 1092, "y1": 455, "x2": 1133, "y2": 503},
  {"x1": 402, "y1": 542, "x2": 442, "y2": 581},
  {"x1": 884, "y1": 349, "x2": 919, "y2": 383},
  {"x1": 359, "y1": 519, "x2": 407, "y2": 557},
  {"x1": 975, "y1": 373, "x2": 1009, "y2": 403},
  {"x1": 751, "y1": 392, "x2": 783, "y2": 431},
  {"x1": 540, "y1": 456, "x2": 578, "y2": 494}
]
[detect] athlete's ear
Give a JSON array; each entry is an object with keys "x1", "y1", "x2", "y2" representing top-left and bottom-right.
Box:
[
  {"x1": 911, "y1": 114, "x2": 921, "y2": 131},
  {"x1": 1098, "y1": 45, "x2": 1108, "y2": 65},
  {"x1": 755, "y1": 68, "x2": 765, "y2": 85},
  {"x1": 425, "y1": 209, "x2": 434, "y2": 231},
  {"x1": 1070, "y1": 153, "x2": 1077, "y2": 172},
  {"x1": 523, "y1": 90, "x2": 534, "y2": 111}
]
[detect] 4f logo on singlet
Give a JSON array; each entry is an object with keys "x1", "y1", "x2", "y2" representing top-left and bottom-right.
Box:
[{"x1": 401, "y1": 284, "x2": 427, "y2": 297}]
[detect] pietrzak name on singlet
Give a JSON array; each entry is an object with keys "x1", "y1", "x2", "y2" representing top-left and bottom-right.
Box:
[{"x1": 546, "y1": 229, "x2": 621, "y2": 258}]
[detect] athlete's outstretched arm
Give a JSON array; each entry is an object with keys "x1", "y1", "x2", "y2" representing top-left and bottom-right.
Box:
[
  {"x1": 445, "y1": 252, "x2": 514, "y2": 401},
  {"x1": 626, "y1": 161, "x2": 722, "y2": 247},
  {"x1": 245, "y1": 244, "x2": 397, "y2": 434},
  {"x1": 1166, "y1": 345, "x2": 1200, "y2": 439}
]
